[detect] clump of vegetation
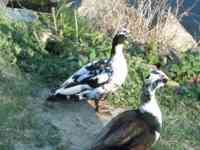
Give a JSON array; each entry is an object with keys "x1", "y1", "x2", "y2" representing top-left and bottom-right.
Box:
[
  {"x1": 0, "y1": 5, "x2": 200, "y2": 150},
  {"x1": 168, "y1": 51, "x2": 200, "y2": 82},
  {"x1": 165, "y1": 51, "x2": 200, "y2": 102},
  {"x1": 79, "y1": 0, "x2": 171, "y2": 44}
]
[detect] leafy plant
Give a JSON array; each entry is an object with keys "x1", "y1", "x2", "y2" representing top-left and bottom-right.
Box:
[
  {"x1": 167, "y1": 51, "x2": 200, "y2": 82},
  {"x1": 165, "y1": 51, "x2": 200, "y2": 101}
]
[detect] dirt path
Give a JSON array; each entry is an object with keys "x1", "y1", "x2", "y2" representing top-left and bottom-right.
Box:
[
  {"x1": 42, "y1": 100, "x2": 105, "y2": 150},
  {"x1": 13, "y1": 88, "x2": 125, "y2": 150}
]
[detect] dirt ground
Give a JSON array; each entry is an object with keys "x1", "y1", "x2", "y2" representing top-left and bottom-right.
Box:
[{"x1": 13, "y1": 88, "x2": 125, "y2": 150}]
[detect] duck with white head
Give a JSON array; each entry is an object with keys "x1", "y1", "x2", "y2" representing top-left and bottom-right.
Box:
[{"x1": 90, "y1": 67, "x2": 169, "y2": 150}]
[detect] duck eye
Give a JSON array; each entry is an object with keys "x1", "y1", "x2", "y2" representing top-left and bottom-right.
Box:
[{"x1": 146, "y1": 75, "x2": 150, "y2": 79}]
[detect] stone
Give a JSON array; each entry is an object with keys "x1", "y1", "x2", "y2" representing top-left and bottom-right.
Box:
[
  {"x1": 159, "y1": 14, "x2": 197, "y2": 52},
  {"x1": 3, "y1": 8, "x2": 37, "y2": 22},
  {"x1": 7, "y1": 0, "x2": 60, "y2": 12}
]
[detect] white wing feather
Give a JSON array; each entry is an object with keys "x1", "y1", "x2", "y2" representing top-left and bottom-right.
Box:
[
  {"x1": 58, "y1": 58, "x2": 112, "y2": 91},
  {"x1": 60, "y1": 63, "x2": 92, "y2": 88},
  {"x1": 91, "y1": 73, "x2": 110, "y2": 84}
]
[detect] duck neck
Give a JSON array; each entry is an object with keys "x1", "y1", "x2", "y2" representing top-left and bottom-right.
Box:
[
  {"x1": 111, "y1": 44, "x2": 124, "y2": 58},
  {"x1": 139, "y1": 84, "x2": 162, "y2": 125},
  {"x1": 140, "y1": 84, "x2": 156, "y2": 104}
]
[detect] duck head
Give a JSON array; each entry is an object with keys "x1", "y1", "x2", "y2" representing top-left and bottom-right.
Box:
[
  {"x1": 111, "y1": 29, "x2": 129, "y2": 56},
  {"x1": 144, "y1": 69, "x2": 168, "y2": 92}
]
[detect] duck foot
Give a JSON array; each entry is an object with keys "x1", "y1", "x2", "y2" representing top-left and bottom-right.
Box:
[{"x1": 88, "y1": 100, "x2": 112, "y2": 116}]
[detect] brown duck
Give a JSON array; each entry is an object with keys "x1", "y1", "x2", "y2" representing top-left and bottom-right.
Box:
[{"x1": 90, "y1": 69, "x2": 168, "y2": 150}]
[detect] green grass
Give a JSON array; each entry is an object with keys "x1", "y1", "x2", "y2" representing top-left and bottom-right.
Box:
[{"x1": 0, "y1": 6, "x2": 200, "y2": 150}]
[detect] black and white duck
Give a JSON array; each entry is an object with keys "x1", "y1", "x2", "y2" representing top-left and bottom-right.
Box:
[
  {"x1": 47, "y1": 29, "x2": 128, "y2": 112},
  {"x1": 90, "y1": 68, "x2": 168, "y2": 150}
]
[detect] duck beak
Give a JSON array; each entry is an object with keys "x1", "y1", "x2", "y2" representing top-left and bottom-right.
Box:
[
  {"x1": 166, "y1": 79, "x2": 179, "y2": 87},
  {"x1": 161, "y1": 75, "x2": 179, "y2": 87},
  {"x1": 124, "y1": 40, "x2": 129, "y2": 45}
]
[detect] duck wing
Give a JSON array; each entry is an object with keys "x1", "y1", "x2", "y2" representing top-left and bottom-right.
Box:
[
  {"x1": 60, "y1": 59, "x2": 113, "y2": 88},
  {"x1": 91, "y1": 110, "x2": 155, "y2": 150}
]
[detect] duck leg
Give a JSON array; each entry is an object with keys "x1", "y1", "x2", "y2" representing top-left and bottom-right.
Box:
[
  {"x1": 88, "y1": 95, "x2": 111, "y2": 115},
  {"x1": 95, "y1": 96, "x2": 112, "y2": 115},
  {"x1": 95, "y1": 99, "x2": 100, "y2": 112},
  {"x1": 94, "y1": 94, "x2": 107, "y2": 112}
]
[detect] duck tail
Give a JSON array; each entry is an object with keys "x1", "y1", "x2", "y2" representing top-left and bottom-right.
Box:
[
  {"x1": 46, "y1": 94, "x2": 67, "y2": 102},
  {"x1": 46, "y1": 94, "x2": 80, "y2": 102}
]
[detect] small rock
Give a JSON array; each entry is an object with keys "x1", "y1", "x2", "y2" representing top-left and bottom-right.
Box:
[
  {"x1": 7, "y1": 0, "x2": 59, "y2": 12},
  {"x1": 3, "y1": 8, "x2": 37, "y2": 22}
]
